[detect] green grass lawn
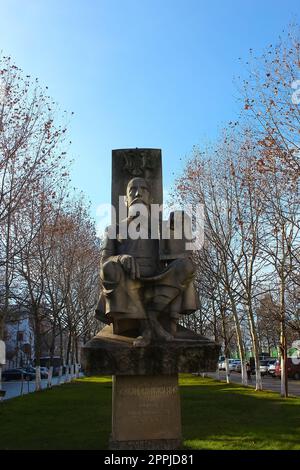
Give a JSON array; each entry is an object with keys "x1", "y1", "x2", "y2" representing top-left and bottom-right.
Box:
[{"x1": 0, "y1": 374, "x2": 299, "y2": 450}]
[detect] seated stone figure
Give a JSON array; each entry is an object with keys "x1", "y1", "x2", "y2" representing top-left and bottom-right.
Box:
[{"x1": 96, "y1": 177, "x2": 199, "y2": 347}]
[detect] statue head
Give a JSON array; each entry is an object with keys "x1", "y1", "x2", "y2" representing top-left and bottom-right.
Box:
[{"x1": 125, "y1": 177, "x2": 151, "y2": 208}]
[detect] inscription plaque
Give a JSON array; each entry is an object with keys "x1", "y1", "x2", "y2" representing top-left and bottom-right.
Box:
[{"x1": 112, "y1": 375, "x2": 181, "y2": 443}]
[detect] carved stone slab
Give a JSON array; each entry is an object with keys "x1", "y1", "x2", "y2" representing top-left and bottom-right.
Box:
[
  {"x1": 82, "y1": 324, "x2": 220, "y2": 376},
  {"x1": 112, "y1": 148, "x2": 162, "y2": 220},
  {"x1": 110, "y1": 375, "x2": 181, "y2": 449}
]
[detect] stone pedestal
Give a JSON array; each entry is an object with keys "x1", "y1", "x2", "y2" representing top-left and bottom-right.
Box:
[
  {"x1": 110, "y1": 375, "x2": 181, "y2": 450},
  {"x1": 82, "y1": 324, "x2": 220, "y2": 376},
  {"x1": 82, "y1": 324, "x2": 220, "y2": 450}
]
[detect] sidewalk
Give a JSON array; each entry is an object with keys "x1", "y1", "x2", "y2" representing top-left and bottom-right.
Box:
[{"x1": 0, "y1": 374, "x2": 79, "y2": 400}]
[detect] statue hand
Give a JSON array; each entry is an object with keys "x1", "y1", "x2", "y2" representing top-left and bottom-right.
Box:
[{"x1": 119, "y1": 255, "x2": 140, "y2": 280}]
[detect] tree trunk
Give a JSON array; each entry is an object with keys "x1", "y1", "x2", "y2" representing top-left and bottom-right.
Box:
[
  {"x1": 58, "y1": 318, "x2": 64, "y2": 363},
  {"x1": 47, "y1": 366, "x2": 53, "y2": 388},
  {"x1": 66, "y1": 332, "x2": 72, "y2": 366},
  {"x1": 212, "y1": 301, "x2": 220, "y2": 379},
  {"x1": 246, "y1": 303, "x2": 262, "y2": 391},
  {"x1": 279, "y1": 263, "x2": 288, "y2": 398},
  {"x1": 220, "y1": 306, "x2": 231, "y2": 383},
  {"x1": 280, "y1": 319, "x2": 288, "y2": 398},
  {"x1": 33, "y1": 308, "x2": 42, "y2": 391},
  {"x1": 230, "y1": 294, "x2": 247, "y2": 385},
  {"x1": 74, "y1": 337, "x2": 79, "y2": 364},
  {"x1": 0, "y1": 195, "x2": 12, "y2": 341},
  {"x1": 49, "y1": 319, "x2": 57, "y2": 366}
]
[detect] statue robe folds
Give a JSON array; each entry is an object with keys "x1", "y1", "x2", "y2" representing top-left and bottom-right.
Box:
[{"x1": 96, "y1": 224, "x2": 199, "y2": 324}]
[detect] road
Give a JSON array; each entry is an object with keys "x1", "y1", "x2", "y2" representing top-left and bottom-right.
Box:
[
  {"x1": 2, "y1": 372, "x2": 299, "y2": 400},
  {"x1": 0, "y1": 375, "x2": 75, "y2": 400},
  {"x1": 208, "y1": 371, "x2": 300, "y2": 397}
]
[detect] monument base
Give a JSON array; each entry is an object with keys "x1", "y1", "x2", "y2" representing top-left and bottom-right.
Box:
[
  {"x1": 82, "y1": 324, "x2": 220, "y2": 376},
  {"x1": 81, "y1": 324, "x2": 220, "y2": 450},
  {"x1": 110, "y1": 375, "x2": 182, "y2": 450}
]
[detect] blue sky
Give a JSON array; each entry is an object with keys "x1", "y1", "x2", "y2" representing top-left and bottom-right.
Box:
[{"x1": 0, "y1": 0, "x2": 299, "y2": 230}]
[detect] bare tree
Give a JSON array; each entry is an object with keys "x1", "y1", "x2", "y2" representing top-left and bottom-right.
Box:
[{"x1": 0, "y1": 55, "x2": 70, "y2": 340}]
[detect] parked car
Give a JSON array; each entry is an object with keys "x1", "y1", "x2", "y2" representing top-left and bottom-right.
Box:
[
  {"x1": 24, "y1": 366, "x2": 49, "y2": 379},
  {"x1": 250, "y1": 357, "x2": 274, "y2": 374},
  {"x1": 259, "y1": 360, "x2": 270, "y2": 376},
  {"x1": 275, "y1": 358, "x2": 300, "y2": 380},
  {"x1": 219, "y1": 359, "x2": 240, "y2": 372},
  {"x1": 218, "y1": 356, "x2": 225, "y2": 370},
  {"x1": 2, "y1": 368, "x2": 35, "y2": 381},
  {"x1": 232, "y1": 360, "x2": 241, "y2": 372},
  {"x1": 267, "y1": 359, "x2": 277, "y2": 376}
]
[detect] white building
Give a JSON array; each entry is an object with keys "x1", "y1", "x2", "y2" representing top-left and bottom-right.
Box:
[{"x1": 4, "y1": 307, "x2": 34, "y2": 369}]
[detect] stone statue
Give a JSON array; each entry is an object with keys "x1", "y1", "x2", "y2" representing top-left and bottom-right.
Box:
[
  {"x1": 97, "y1": 176, "x2": 199, "y2": 347},
  {"x1": 82, "y1": 149, "x2": 220, "y2": 451}
]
